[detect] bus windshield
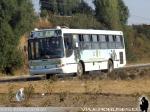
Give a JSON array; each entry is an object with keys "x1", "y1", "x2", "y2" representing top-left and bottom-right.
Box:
[{"x1": 28, "y1": 36, "x2": 64, "y2": 60}]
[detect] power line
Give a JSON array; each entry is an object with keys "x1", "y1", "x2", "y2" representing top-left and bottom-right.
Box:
[{"x1": 131, "y1": 14, "x2": 150, "y2": 21}]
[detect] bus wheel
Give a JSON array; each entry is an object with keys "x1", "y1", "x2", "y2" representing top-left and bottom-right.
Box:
[
  {"x1": 108, "y1": 60, "x2": 114, "y2": 73},
  {"x1": 77, "y1": 62, "x2": 84, "y2": 77},
  {"x1": 46, "y1": 74, "x2": 54, "y2": 79}
]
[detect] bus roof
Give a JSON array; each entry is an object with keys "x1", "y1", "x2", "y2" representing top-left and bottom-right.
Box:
[
  {"x1": 61, "y1": 28, "x2": 123, "y2": 35},
  {"x1": 32, "y1": 28, "x2": 123, "y2": 35}
]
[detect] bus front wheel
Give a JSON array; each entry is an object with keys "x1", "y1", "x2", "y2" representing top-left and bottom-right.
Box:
[
  {"x1": 108, "y1": 60, "x2": 114, "y2": 73},
  {"x1": 46, "y1": 74, "x2": 54, "y2": 79},
  {"x1": 77, "y1": 62, "x2": 84, "y2": 77}
]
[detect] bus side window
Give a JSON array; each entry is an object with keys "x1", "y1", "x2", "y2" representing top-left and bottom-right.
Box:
[
  {"x1": 92, "y1": 35, "x2": 99, "y2": 49},
  {"x1": 99, "y1": 35, "x2": 107, "y2": 49},
  {"x1": 78, "y1": 34, "x2": 84, "y2": 49},
  {"x1": 113, "y1": 35, "x2": 116, "y2": 41},
  {"x1": 83, "y1": 34, "x2": 90, "y2": 49},
  {"x1": 108, "y1": 35, "x2": 115, "y2": 49},
  {"x1": 79, "y1": 34, "x2": 84, "y2": 42},
  {"x1": 120, "y1": 36, "x2": 124, "y2": 48},
  {"x1": 92, "y1": 35, "x2": 98, "y2": 42},
  {"x1": 116, "y1": 35, "x2": 124, "y2": 49},
  {"x1": 105, "y1": 35, "x2": 109, "y2": 42}
]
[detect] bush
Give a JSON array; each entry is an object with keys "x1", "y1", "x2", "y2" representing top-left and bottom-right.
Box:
[{"x1": 24, "y1": 84, "x2": 35, "y2": 102}]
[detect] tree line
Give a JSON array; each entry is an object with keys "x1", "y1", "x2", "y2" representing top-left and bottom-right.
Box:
[{"x1": 40, "y1": 0, "x2": 129, "y2": 29}]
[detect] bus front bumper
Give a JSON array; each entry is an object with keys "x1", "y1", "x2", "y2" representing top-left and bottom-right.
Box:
[{"x1": 29, "y1": 68, "x2": 63, "y2": 75}]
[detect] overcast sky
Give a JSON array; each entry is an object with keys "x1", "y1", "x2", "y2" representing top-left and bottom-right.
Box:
[{"x1": 32, "y1": 0, "x2": 150, "y2": 25}]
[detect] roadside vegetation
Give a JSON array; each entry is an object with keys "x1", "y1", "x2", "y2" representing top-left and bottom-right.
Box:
[{"x1": 0, "y1": 0, "x2": 150, "y2": 75}]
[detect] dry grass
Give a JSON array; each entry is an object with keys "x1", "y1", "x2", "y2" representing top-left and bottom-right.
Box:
[
  {"x1": 0, "y1": 78, "x2": 150, "y2": 95},
  {"x1": 35, "y1": 18, "x2": 53, "y2": 29}
]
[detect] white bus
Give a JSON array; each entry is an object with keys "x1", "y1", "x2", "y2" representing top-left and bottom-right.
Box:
[{"x1": 28, "y1": 27, "x2": 126, "y2": 78}]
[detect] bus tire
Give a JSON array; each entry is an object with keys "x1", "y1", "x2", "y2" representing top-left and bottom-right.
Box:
[
  {"x1": 108, "y1": 60, "x2": 114, "y2": 73},
  {"x1": 77, "y1": 62, "x2": 84, "y2": 77},
  {"x1": 46, "y1": 74, "x2": 54, "y2": 79}
]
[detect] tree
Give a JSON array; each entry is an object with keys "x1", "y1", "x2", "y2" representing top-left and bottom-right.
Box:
[
  {"x1": 94, "y1": 0, "x2": 129, "y2": 29},
  {"x1": 40, "y1": 0, "x2": 57, "y2": 14},
  {"x1": 40, "y1": 0, "x2": 81, "y2": 16},
  {"x1": 0, "y1": 0, "x2": 35, "y2": 74},
  {"x1": 118, "y1": 0, "x2": 129, "y2": 24},
  {"x1": 73, "y1": 0, "x2": 94, "y2": 15}
]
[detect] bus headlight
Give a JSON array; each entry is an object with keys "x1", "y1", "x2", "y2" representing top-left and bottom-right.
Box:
[{"x1": 30, "y1": 66, "x2": 34, "y2": 69}]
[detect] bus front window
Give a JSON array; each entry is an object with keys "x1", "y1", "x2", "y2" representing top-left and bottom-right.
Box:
[{"x1": 28, "y1": 36, "x2": 64, "y2": 60}]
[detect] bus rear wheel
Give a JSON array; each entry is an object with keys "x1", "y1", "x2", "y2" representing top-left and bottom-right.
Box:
[
  {"x1": 77, "y1": 62, "x2": 84, "y2": 77},
  {"x1": 108, "y1": 60, "x2": 114, "y2": 73}
]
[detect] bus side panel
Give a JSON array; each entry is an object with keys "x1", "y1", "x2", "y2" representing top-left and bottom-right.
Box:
[
  {"x1": 79, "y1": 49, "x2": 126, "y2": 71},
  {"x1": 79, "y1": 49, "x2": 109, "y2": 71}
]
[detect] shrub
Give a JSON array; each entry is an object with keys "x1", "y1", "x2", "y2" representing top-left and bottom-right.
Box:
[{"x1": 24, "y1": 84, "x2": 34, "y2": 102}]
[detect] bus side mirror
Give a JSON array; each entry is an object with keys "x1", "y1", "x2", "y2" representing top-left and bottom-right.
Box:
[{"x1": 75, "y1": 42, "x2": 79, "y2": 48}]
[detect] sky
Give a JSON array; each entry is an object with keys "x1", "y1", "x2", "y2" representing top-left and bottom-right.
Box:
[
  {"x1": 32, "y1": 0, "x2": 150, "y2": 25},
  {"x1": 123, "y1": 0, "x2": 150, "y2": 25}
]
